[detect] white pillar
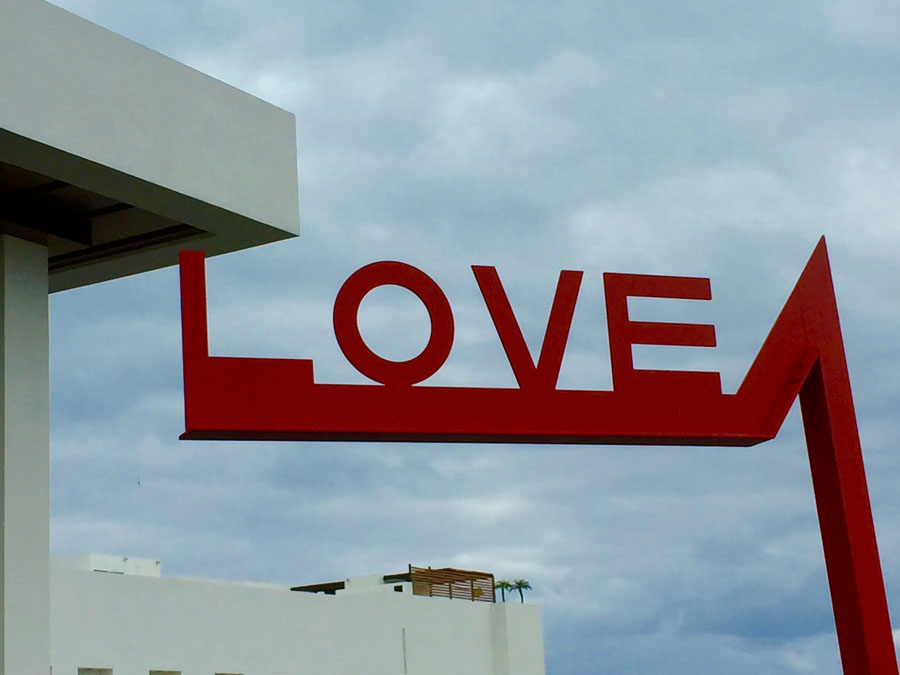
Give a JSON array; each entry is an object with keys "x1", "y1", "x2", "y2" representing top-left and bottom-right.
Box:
[{"x1": 0, "y1": 235, "x2": 49, "y2": 674}]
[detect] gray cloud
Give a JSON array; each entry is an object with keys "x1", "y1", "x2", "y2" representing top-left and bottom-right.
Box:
[{"x1": 46, "y1": 1, "x2": 900, "y2": 673}]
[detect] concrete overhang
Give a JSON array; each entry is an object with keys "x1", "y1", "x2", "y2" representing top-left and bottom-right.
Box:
[{"x1": 1, "y1": 0, "x2": 300, "y2": 292}]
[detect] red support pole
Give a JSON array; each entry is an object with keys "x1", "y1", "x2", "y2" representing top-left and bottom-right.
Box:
[
  {"x1": 179, "y1": 238, "x2": 899, "y2": 673},
  {"x1": 801, "y1": 363, "x2": 897, "y2": 674}
]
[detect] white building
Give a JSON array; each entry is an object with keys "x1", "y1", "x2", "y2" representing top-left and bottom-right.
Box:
[
  {"x1": 2, "y1": 3, "x2": 547, "y2": 673},
  {"x1": 51, "y1": 555, "x2": 545, "y2": 675},
  {"x1": 2, "y1": 1, "x2": 297, "y2": 671}
]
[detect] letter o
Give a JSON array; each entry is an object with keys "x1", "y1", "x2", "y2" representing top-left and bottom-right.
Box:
[{"x1": 333, "y1": 261, "x2": 454, "y2": 386}]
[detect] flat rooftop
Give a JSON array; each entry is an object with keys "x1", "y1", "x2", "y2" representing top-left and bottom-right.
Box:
[{"x1": 293, "y1": 565, "x2": 497, "y2": 602}]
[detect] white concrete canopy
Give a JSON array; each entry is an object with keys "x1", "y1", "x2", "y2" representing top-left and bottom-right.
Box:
[
  {"x1": 1, "y1": 0, "x2": 300, "y2": 291},
  {"x1": 0, "y1": 2, "x2": 301, "y2": 672}
]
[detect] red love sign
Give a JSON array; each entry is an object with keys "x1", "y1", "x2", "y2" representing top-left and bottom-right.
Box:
[{"x1": 177, "y1": 239, "x2": 897, "y2": 675}]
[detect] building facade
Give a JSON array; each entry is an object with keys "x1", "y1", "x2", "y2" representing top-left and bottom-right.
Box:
[{"x1": 51, "y1": 555, "x2": 545, "y2": 675}]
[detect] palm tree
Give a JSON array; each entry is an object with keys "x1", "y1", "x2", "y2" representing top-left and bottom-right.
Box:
[
  {"x1": 512, "y1": 578, "x2": 531, "y2": 603},
  {"x1": 495, "y1": 579, "x2": 514, "y2": 602}
]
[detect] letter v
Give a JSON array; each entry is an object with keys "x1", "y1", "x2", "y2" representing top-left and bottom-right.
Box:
[{"x1": 472, "y1": 266, "x2": 583, "y2": 390}]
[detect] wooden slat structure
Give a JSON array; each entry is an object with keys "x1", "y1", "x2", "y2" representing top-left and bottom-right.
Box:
[
  {"x1": 292, "y1": 565, "x2": 496, "y2": 603},
  {"x1": 408, "y1": 565, "x2": 495, "y2": 603}
]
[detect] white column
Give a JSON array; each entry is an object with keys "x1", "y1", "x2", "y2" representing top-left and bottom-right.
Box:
[{"x1": 0, "y1": 235, "x2": 50, "y2": 674}]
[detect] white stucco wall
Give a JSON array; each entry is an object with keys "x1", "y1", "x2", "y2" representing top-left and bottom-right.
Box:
[{"x1": 50, "y1": 565, "x2": 545, "y2": 675}]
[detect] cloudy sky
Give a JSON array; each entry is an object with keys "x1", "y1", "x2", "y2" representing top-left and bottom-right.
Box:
[{"x1": 45, "y1": 1, "x2": 900, "y2": 673}]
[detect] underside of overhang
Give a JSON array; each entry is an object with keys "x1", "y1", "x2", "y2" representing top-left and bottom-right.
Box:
[{"x1": 0, "y1": 160, "x2": 207, "y2": 277}]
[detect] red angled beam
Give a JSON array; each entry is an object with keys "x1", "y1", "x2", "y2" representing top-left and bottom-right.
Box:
[{"x1": 178, "y1": 238, "x2": 897, "y2": 674}]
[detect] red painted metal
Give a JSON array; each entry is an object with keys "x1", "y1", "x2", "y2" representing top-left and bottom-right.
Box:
[
  {"x1": 178, "y1": 238, "x2": 897, "y2": 674},
  {"x1": 473, "y1": 266, "x2": 582, "y2": 390},
  {"x1": 333, "y1": 261, "x2": 454, "y2": 386}
]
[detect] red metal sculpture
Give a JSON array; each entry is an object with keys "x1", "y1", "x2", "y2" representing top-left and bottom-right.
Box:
[{"x1": 178, "y1": 238, "x2": 897, "y2": 674}]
